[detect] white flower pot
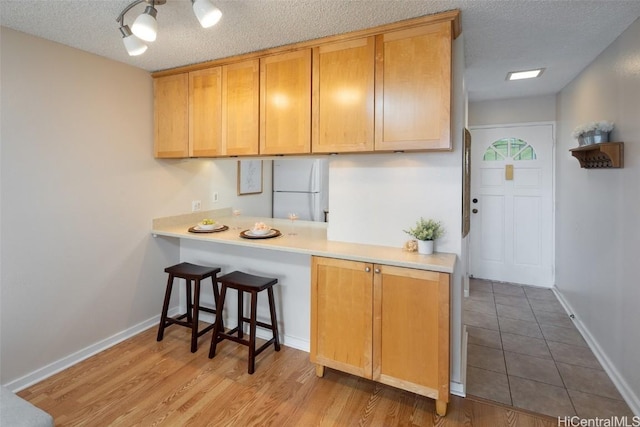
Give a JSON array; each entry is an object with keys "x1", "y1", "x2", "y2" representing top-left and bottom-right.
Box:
[{"x1": 417, "y1": 240, "x2": 434, "y2": 255}]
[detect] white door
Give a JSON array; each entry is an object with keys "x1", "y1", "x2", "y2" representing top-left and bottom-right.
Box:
[{"x1": 469, "y1": 124, "x2": 554, "y2": 286}]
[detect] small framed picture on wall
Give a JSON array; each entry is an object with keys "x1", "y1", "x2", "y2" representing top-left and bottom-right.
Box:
[{"x1": 237, "y1": 160, "x2": 263, "y2": 195}]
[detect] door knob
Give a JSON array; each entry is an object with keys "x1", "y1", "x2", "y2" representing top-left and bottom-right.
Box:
[{"x1": 472, "y1": 208, "x2": 478, "y2": 214}]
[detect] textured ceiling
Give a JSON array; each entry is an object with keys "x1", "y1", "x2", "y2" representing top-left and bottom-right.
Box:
[{"x1": 1, "y1": 0, "x2": 639, "y2": 101}]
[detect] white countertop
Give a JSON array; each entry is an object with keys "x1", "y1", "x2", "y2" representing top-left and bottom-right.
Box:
[{"x1": 152, "y1": 211, "x2": 456, "y2": 274}]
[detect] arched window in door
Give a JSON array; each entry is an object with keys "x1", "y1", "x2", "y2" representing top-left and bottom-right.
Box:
[{"x1": 483, "y1": 137, "x2": 537, "y2": 161}]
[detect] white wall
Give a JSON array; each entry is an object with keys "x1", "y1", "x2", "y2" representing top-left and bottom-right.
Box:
[
  {"x1": 469, "y1": 94, "x2": 556, "y2": 127},
  {"x1": 556, "y1": 18, "x2": 640, "y2": 413},
  {"x1": 0, "y1": 28, "x2": 270, "y2": 387}
]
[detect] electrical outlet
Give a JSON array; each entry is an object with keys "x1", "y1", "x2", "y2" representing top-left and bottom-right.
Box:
[
  {"x1": 192, "y1": 200, "x2": 201, "y2": 212},
  {"x1": 212, "y1": 192, "x2": 219, "y2": 203}
]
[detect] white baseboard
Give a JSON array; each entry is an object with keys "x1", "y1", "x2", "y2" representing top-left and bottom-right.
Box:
[
  {"x1": 553, "y1": 287, "x2": 640, "y2": 416},
  {"x1": 453, "y1": 325, "x2": 468, "y2": 398},
  {"x1": 450, "y1": 381, "x2": 465, "y2": 397},
  {"x1": 4, "y1": 308, "x2": 180, "y2": 393},
  {"x1": 450, "y1": 326, "x2": 468, "y2": 398}
]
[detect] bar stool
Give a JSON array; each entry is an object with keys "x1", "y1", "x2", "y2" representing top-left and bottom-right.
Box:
[
  {"x1": 157, "y1": 262, "x2": 222, "y2": 352},
  {"x1": 208, "y1": 271, "x2": 280, "y2": 374}
]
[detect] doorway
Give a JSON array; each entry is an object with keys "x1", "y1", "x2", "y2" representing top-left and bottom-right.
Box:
[
  {"x1": 464, "y1": 124, "x2": 634, "y2": 417},
  {"x1": 469, "y1": 123, "x2": 555, "y2": 287}
]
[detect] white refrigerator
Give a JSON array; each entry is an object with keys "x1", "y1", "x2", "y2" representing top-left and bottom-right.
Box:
[{"x1": 272, "y1": 159, "x2": 328, "y2": 222}]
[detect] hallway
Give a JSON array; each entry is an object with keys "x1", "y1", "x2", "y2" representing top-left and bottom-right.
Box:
[{"x1": 464, "y1": 278, "x2": 633, "y2": 418}]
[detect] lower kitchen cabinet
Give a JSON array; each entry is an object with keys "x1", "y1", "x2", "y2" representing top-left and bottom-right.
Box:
[{"x1": 310, "y1": 256, "x2": 450, "y2": 416}]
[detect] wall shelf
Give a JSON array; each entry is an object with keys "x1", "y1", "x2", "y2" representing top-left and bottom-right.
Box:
[{"x1": 570, "y1": 142, "x2": 624, "y2": 169}]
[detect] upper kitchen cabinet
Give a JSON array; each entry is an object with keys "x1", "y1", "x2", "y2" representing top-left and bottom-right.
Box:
[
  {"x1": 223, "y1": 59, "x2": 260, "y2": 156},
  {"x1": 260, "y1": 50, "x2": 312, "y2": 155},
  {"x1": 375, "y1": 22, "x2": 452, "y2": 151},
  {"x1": 152, "y1": 11, "x2": 460, "y2": 158},
  {"x1": 189, "y1": 67, "x2": 222, "y2": 157},
  {"x1": 312, "y1": 37, "x2": 375, "y2": 153},
  {"x1": 189, "y1": 60, "x2": 260, "y2": 157},
  {"x1": 154, "y1": 73, "x2": 189, "y2": 158},
  {"x1": 155, "y1": 60, "x2": 259, "y2": 158}
]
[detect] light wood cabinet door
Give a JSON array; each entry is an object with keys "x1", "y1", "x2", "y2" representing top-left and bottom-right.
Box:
[
  {"x1": 189, "y1": 68, "x2": 222, "y2": 157},
  {"x1": 310, "y1": 256, "x2": 450, "y2": 416},
  {"x1": 373, "y1": 265, "x2": 450, "y2": 409},
  {"x1": 375, "y1": 22, "x2": 452, "y2": 151},
  {"x1": 154, "y1": 73, "x2": 189, "y2": 158},
  {"x1": 223, "y1": 59, "x2": 260, "y2": 156},
  {"x1": 310, "y1": 257, "x2": 373, "y2": 379},
  {"x1": 260, "y1": 50, "x2": 312, "y2": 155},
  {"x1": 312, "y1": 37, "x2": 375, "y2": 153}
]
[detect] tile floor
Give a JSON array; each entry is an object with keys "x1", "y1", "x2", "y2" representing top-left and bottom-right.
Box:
[{"x1": 464, "y1": 278, "x2": 634, "y2": 418}]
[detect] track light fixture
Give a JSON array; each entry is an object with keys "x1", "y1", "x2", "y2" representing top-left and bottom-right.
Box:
[{"x1": 116, "y1": 0, "x2": 222, "y2": 57}]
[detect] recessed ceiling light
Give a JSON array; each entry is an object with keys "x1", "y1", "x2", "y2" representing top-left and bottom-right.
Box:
[{"x1": 506, "y1": 69, "x2": 545, "y2": 81}]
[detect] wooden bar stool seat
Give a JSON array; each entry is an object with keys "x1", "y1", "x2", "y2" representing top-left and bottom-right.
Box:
[
  {"x1": 208, "y1": 271, "x2": 280, "y2": 374},
  {"x1": 157, "y1": 262, "x2": 222, "y2": 352}
]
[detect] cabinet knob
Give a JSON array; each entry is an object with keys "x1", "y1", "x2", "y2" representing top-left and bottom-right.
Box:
[
  {"x1": 374, "y1": 268, "x2": 381, "y2": 274},
  {"x1": 472, "y1": 208, "x2": 478, "y2": 214},
  {"x1": 365, "y1": 267, "x2": 371, "y2": 272}
]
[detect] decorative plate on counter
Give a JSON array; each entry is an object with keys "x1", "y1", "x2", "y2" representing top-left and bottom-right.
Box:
[
  {"x1": 240, "y1": 229, "x2": 281, "y2": 239},
  {"x1": 188, "y1": 225, "x2": 228, "y2": 233}
]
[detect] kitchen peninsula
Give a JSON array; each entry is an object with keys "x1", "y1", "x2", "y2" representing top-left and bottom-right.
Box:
[
  {"x1": 152, "y1": 211, "x2": 456, "y2": 273},
  {"x1": 152, "y1": 209, "x2": 456, "y2": 415}
]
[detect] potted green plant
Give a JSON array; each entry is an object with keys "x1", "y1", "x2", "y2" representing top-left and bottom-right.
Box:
[{"x1": 404, "y1": 218, "x2": 444, "y2": 255}]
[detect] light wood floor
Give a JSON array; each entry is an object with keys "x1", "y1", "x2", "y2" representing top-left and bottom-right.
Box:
[{"x1": 19, "y1": 326, "x2": 556, "y2": 426}]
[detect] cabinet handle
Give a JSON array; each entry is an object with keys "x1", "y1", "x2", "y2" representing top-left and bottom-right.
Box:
[
  {"x1": 374, "y1": 268, "x2": 381, "y2": 274},
  {"x1": 365, "y1": 267, "x2": 371, "y2": 272}
]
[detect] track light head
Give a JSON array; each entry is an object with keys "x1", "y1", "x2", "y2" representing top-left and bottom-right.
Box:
[
  {"x1": 132, "y1": 4, "x2": 158, "y2": 42},
  {"x1": 119, "y1": 25, "x2": 148, "y2": 56},
  {"x1": 192, "y1": 0, "x2": 222, "y2": 28}
]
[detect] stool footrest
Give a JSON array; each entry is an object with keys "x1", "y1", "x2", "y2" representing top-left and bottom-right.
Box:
[
  {"x1": 197, "y1": 323, "x2": 216, "y2": 337},
  {"x1": 225, "y1": 326, "x2": 240, "y2": 336},
  {"x1": 165, "y1": 318, "x2": 192, "y2": 329},
  {"x1": 238, "y1": 317, "x2": 274, "y2": 331},
  {"x1": 215, "y1": 334, "x2": 275, "y2": 358},
  {"x1": 164, "y1": 309, "x2": 220, "y2": 329},
  {"x1": 217, "y1": 333, "x2": 249, "y2": 347},
  {"x1": 254, "y1": 338, "x2": 277, "y2": 357},
  {"x1": 198, "y1": 306, "x2": 216, "y2": 315}
]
